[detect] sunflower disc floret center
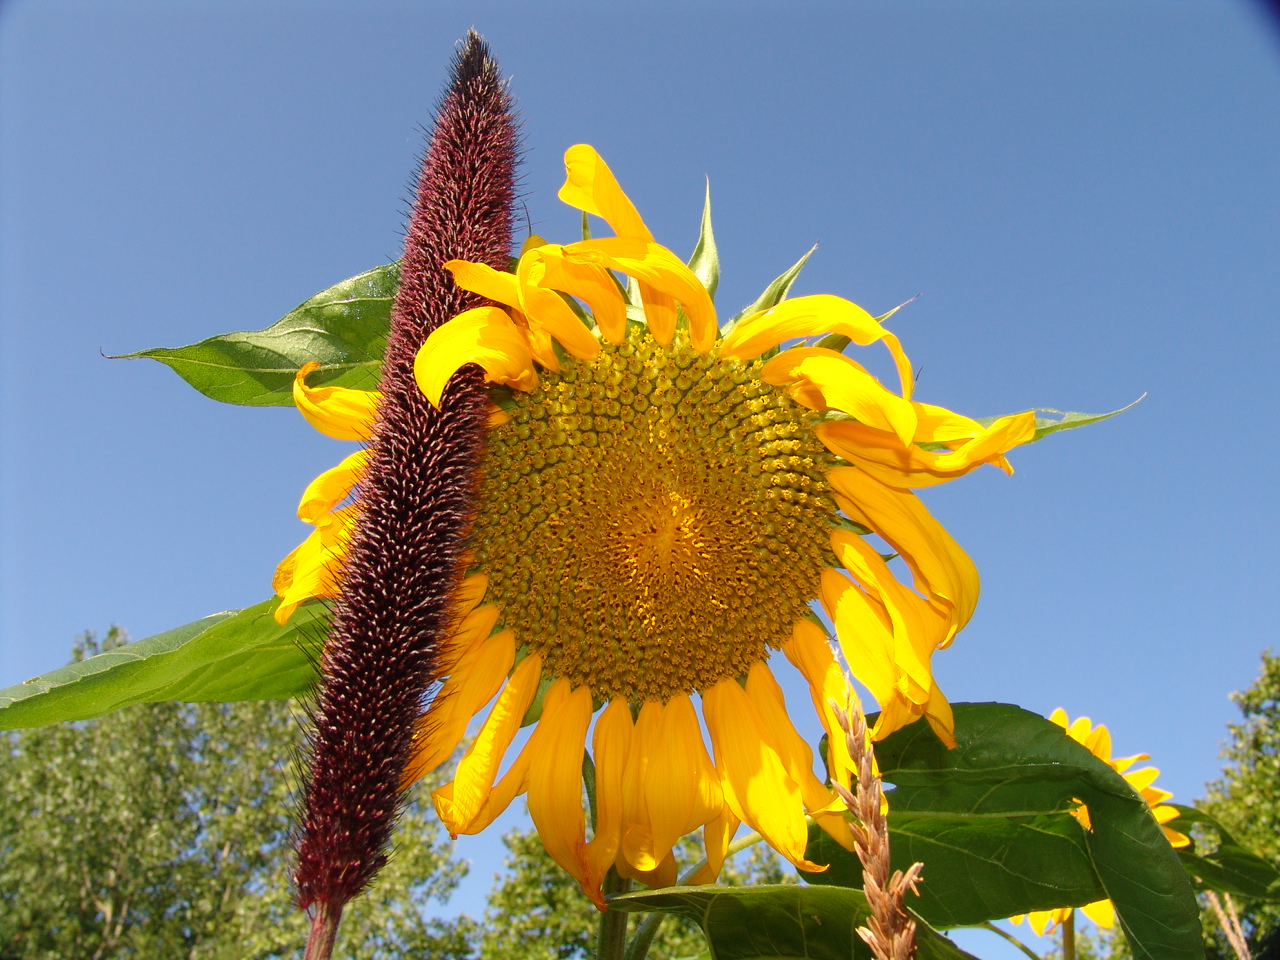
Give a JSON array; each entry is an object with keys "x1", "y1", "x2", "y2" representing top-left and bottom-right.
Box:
[{"x1": 472, "y1": 331, "x2": 836, "y2": 702}]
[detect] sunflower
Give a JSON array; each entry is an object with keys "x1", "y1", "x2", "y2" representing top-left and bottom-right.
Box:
[
  {"x1": 272, "y1": 144, "x2": 1039, "y2": 906},
  {"x1": 1011, "y1": 708, "x2": 1191, "y2": 935}
]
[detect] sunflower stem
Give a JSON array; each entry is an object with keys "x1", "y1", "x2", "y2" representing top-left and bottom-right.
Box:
[
  {"x1": 1062, "y1": 910, "x2": 1075, "y2": 960},
  {"x1": 623, "y1": 911, "x2": 664, "y2": 960},
  {"x1": 598, "y1": 868, "x2": 631, "y2": 960}
]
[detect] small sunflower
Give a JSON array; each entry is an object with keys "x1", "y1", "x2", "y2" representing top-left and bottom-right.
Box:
[
  {"x1": 1011, "y1": 708, "x2": 1191, "y2": 935},
  {"x1": 273, "y1": 144, "x2": 1039, "y2": 905}
]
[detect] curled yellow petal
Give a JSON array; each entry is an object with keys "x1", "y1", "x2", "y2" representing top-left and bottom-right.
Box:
[
  {"x1": 763, "y1": 347, "x2": 916, "y2": 445},
  {"x1": 297, "y1": 449, "x2": 369, "y2": 525},
  {"x1": 414, "y1": 306, "x2": 538, "y2": 408},
  {"x1": 293, "y1": 361, "x2": 381, "y2": 441},
  {"x1": 522, "y1": 244, "x2": 628, "y2": 345},
  {"x1": 562, "y1": 238, "x2": 717, "y2": 353},
  {"x1": 721, "y1": 295, "x2": 913, "y2": 398},
  {"x1": 558, "y1": 144, "x2": 653, "y2": 242},
  {"x1": 817, "y1": 410, "x2": 1036, "y2": 488},
  {"x1": 514, "y1": 254, "x2": 601, "y2": 361},
  {"x1": 783, "y1": 619, "x2": 857, "y2": 792}
]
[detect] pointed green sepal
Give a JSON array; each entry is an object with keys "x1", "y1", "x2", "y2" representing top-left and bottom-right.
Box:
[{"x1": 687, "y1": 178, "x2": 719, "y2": 301}]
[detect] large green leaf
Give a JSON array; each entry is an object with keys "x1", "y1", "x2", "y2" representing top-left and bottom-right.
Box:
[
  {"x1": 0, "y1": 600, "x2": 326, "y2": 729},
  {"x1": 610, "y1": 885, "x2": 978, "y2": 960},
  {"x1": 1164, "y1": 804, "x2": 1280, "y2": 901},
  {"x1": 802, "y1": 704, "x2": 1203, "y2": 960},
  {"x1": 117, "y1": 263, "x2": 398, "y2": 405}
]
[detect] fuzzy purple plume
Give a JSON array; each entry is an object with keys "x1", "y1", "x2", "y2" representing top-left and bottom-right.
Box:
[{"x1": 294, "y1": 31, "x2": 518, "y2": 952}]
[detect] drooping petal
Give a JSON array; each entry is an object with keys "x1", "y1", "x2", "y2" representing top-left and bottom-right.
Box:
[
  {"x1": 585, "y1": 699, "x2": 634, "y2": 897},
  {"x1": 828, "y1": 467, "x2": 979, "y2": 641},
  {"x1": 762, "y1": 348, "x2": 917, "y2": 445},
  {"x1": 436, "y1": 652, "x2": 544, "y2": 832},
  {"x1": 401, "y1": 628, "x2": 516, "y2": 786},
  {"x1": 686, "y1": 805, "x2": 741, "y2": 886},
  {"x1": 450, "y1": 572, "x2": 490, "y2": 621},
  {"x1": 526, "y1": 679, "x2": 595, "y2": 899},
  {"x1": 620, "y1": 700, "x2": 663, "y2": 872},
  {"x1": 562, "y1": 238, "x2": 717, "y2": 352},
  {"x1": 745, "y1": 662, "x2": 855, "y2": 851},
  {"x1": 439, "y1": 603, "x2": 501, "y2": 670},
  {"x1": 513, "y1": 252, "x2": 603, "y2": 360},
  {"x1": 703, "y1": 677, "x2": 825, "y2": 872},
  {"x1": 783, "y1": 619, "x2": 857, "y2": 791},
  {"x1": 1081, "y1": 899, "x2": 1116, "y2": 929},
  {"x1": 437, "y1": 738, "x2": 533, "y2": 837},
  {"x1": 297, "y1": 449, "x2": 369, "y2": 525},
  {"x1": 558, "y1": 143, "x2": 654, "y2": 242},
  {"x1": 293, "y1": 362, "x2": 381, "y2": 441},
  {"x1": 721, "y1": 295, "x2": 913, "y2": 399},
  {"x1": 414, "y1": 306, "x2": 539, "y2": 408},
  {"x1": 645, "y1": 694, "x2": 723, "y2": 865}
]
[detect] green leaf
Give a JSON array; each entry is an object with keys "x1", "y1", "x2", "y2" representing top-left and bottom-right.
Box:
[
  {"x1": 116, "y1": 263, "x2": 398, "y2": 405},
  {"x1": 0, "y1": 600, "x2": 326, "y2": 729},
  {"x1": 726, "y1": 245, "x2": 816, "y2": 331},
  {"x1": 970, "y1": 396, "x2": 1143, "y2": 444},
  {"x1": 805, "y1": 812, "x2": 1104, "y2": 928},
  {"x1": 609, "y1": 885, "x2": 978, "y2": 960},
  {"x1": 1164, "y1": 804, "x2": 1280, "y2": 901},
  {"x1": 802, "y1": 704, "x2": 1203, "y2": 960},
  {"x1": 688, "y1": 179, "x2": 719, "y2": 301}
]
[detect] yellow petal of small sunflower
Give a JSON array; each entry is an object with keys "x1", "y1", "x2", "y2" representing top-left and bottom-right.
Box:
[
  {"x1": 557, "y1": 143, "x2": 654, "y2": 242},
  {"x1": 296, "y1": 449, "x2": 368, "y2": 524}
]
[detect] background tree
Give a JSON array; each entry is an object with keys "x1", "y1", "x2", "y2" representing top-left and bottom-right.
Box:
[
  {"x1": 0, "y1": 627, "x2": 474, "y2": 960},
  {"x1": 479, "y1": 821, "x2": 794, "y2": 960},
  {"x1": 1200, "y1": 650, "x2": 1280, "y2": 958}
]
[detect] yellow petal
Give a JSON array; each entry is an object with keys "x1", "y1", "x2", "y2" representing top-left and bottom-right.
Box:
[
  {"x1": 687, "y1": 805, "x2": 742, "y2": 886},
  {"x1": 585, "y1": 699, "x2": 634, "y2": 897},
  {"x1": 721, "y1": 295, "x2": 913, "y2": 398},
  {"x1": 450, "y1": 572, "x2": 489, "y2": 621},
  {"x1": 521, "y1": 244, "x2": 628, "y2": 345},
  {"x1": 616, "y1": 850, "x2": 677, "y2": 889},
  {"x1": 437, "y1": 652, "x2": 544, "y2": 830},
  {"x1": 557, "y1": 144, "x2": 653, "y2": 242},
  {"x1": 1080, "y1": 899, "x2": 1116, "y2": 929},
  {"x1": 763, "y1": 348, "x2": 917, "y2": 445},
  {"x1": 817, "y1": 411, "x2": 1036, "y2": 488},
  {"x1": 273, "y1": 505, "x2": 359, "y2": 624},
  {"x1": 703, "y1": 677, "x2": 825, "y2": 872},
  {"x1": 783, "y1": 619, "x2": 857, "y2": 792},
  {"x1": 645, "y1": 694, "x2": 723, "y2": 865},
  {"x1": 514, "y1": 252, "x2": 602, "y2": 361},
  {"x1": 526, "y1": 679, "x2": 595, "y2": 901},
  {"x1": 621, "y1": 700, "x2": 663, "y2": 872},
  {"x1": 297, "y1": 449, "x2": 369, "y2": 525},
  {"x1": 414, "y1": 306, "x2": 539, "y2": 408},
  {"x1": 562, "y1": 238, "x2": 717, "y2": 353},
  {"x1": 293, "y1": 362, "x2": 381, "y2": 441},
  {"x1": 435, "y1": 737, "x2": 533, "y2": 837},
  {"x1": 401, "y1": 628, "x2": 516, "y2": 786},
  {"x1": 828, "y1": 467, "x2": 979, "y2": 642},
  {"x1": 746, "y1": 662, "x2": 854, "y2": 850},
  {"x1": 440, "y1": 603, "x2": 501, "y2": 671}
]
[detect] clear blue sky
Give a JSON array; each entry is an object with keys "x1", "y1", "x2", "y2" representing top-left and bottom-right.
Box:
[{"x1": 2, "y1": 2, "x2": 1278, "y2": 955}]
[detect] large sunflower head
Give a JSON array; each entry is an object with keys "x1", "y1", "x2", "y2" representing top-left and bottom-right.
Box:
[{"x1": 273, "y1": 144, "x2": 1039, "y2": 906}]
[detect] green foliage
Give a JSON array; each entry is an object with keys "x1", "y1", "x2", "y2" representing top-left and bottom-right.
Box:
[
  {"x1": 0, "y1": 628, "x2": 471, "y2": 960},
  {"x1": 0, "y1": 600, "x2": 327, "y2": 730},
  {"x1": 687, "y1": 182, "x2": 719, "y2": 301},
  {"x1": 725, "y1": 246, "x2": 815, "y2": 329},
  {"x1": 120, "y1": 263, "x2": 397, "y2": 406},
  {"x1": 480, "y1": 821, "x2": 793, "y2": 960},
  {"x1": 610, "y1": 885, "x2": 978, "y2": 960},
  {"x1": 802, "y1": 704, "x2": 1202, "y2": 960},
  {"x1": 1199, "y1": 650, "x2": 1280, "y2": 954}
]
